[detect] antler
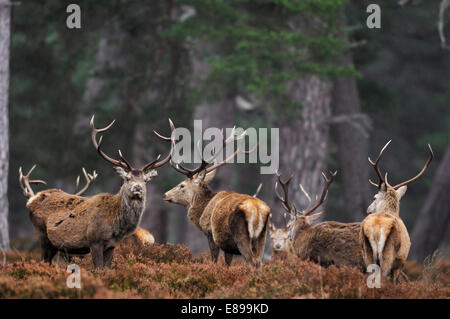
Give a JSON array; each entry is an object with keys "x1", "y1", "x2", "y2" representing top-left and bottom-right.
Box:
[
  {"x1": 299, "y1": 183, "x2": 312, "y2": 211},
  {"x1": 91, "y1": 115, "x2": 175, "y2": 172},
  {"x1": 75, "y1": 168, "x2": 98, "y2": 196},
  {"x1": 18, "y1": 165, "x2": 47, "y2": 198},
  {"x1": 143, "y1": 118, "x2": 176, "y2": 170},
  {"x1": 303, "y1": 171, "x2": 337, "y2": 216},
  {"x1": 368, "y1": 140, "x2": 391, "y2": 189},
  {"x1": 274, "y1": 172, "x2": 296, "y2": 216},
  {"x1": 387, "y1": 144, "x2": 434, "y2": 190},
  {"x1": 170, "y1": 126, "x2": 247, "y2": 178},
  {"x1": 90, "y1": 115, "x2": 131, "y2": 170},
  {"x1": 253, "y1": 183, "x2": 262, "y2": 198}
]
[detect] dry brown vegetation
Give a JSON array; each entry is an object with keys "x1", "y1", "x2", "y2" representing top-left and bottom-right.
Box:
[{"x1": 0, "y1": 243, "x2": 448, "y2": 299}]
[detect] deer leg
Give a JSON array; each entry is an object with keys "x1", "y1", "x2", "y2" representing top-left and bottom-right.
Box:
[
  {"x1": 231, "y1": 212, "x2": 258, "y2": 267},
  {"x1": 361, "y1": 233, "x2": 375, "y2": 271},
  {"x1": 380, "y1": 236, "x2": 396, "y2": 281},
  {"x1": 391, "y1": 258, "x2": 406, "y2": 284},
  {"x1": 103, "y1": 247, "x2": 115, "y2": 268},
  {"x1": 39, "y1": 235, "x2": 57, "y2": 264},
  {"x1": 253, "y1": 221, "x2": 269, "y2": 267},
  {"x1": 224, "y1": 252, "x2": 233, "y2": 266},
  {"x1": 90, "y1": 243, "x2": 104, "y2": 269},
  {"x1": 207, "y1": 235, "x2": 220, "y2": 263}
]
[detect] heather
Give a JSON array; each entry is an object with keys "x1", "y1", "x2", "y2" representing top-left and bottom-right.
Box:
[{"x1": 0, "y1": 243, "x2": 448, "y2": 299}]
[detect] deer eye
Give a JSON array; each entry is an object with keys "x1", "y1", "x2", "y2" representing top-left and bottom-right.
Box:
[{"x1": 180, "y1": 184, "x2": 185, "y2": 189}]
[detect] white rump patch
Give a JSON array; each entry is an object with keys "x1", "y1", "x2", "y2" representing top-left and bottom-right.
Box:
[{"x1": 247, "y1": 214, "x2": 255, "y2": 238}]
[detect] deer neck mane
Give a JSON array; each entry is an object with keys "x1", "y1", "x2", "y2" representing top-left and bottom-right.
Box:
[
  {"x1": 291, "y1": 222, "x2": 315, "y2": 257},
  {"x1": 381, "y1": 189, "x2": 400, "y2": 216},
  {"x1": 187, "y1": 185, "x2": 215, "y2": 230},
  {"x1": 111, "y1": 186, "x2": 146, "y2": 238}
]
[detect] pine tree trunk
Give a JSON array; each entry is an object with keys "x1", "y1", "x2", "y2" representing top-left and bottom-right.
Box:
[
  {"x1": 411, "y1": 142, "x2": 450, "y2": 261},
  {"x1": 267, "y1": 76, "x2": 333, "y2": 227},
  {"x1": 0, "y1": 0, "x2": 11, "y2": 250},
  {"x1": 330, "y1": 12, "x2": 370, "y2": 222}
]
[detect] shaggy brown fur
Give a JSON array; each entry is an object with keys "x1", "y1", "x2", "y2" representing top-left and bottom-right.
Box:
[
  {"x1": 23, "y1": 166, "x2": 157, "y2": 268},
  {"x1": 164, "y1": 171, "x2": 270, "y2": 267},
  {"x1": 292, "y1": 219, "x2": 365, "y2": 270}
]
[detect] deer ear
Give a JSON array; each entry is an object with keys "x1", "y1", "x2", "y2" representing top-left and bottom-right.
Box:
[
  {"x1": 396, "y1": 185, "x2": 407, "y2": 199},
  {"x1": 144, "y1": 169, "x2": 158, "y2": 182},
  {"x1": 269, "y1": 222, "x2": 276, "y2": 233},
  {"x1": 204, "y1": 169, "x2": 216, "y2": 183},
  {"x1": 114, "y1": 167, "x2": 128, "y2": 179},
  {"x1": 306, "y1": 212, "x2": 322, "y2": 225},
  {"x1": 193, "y1": 170, "x2": 207, "y2": 185}
]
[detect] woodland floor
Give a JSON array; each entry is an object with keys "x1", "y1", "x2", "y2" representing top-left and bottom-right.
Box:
[{"x1": 0, "y1": 243, "x2": 449, "y2": 299}]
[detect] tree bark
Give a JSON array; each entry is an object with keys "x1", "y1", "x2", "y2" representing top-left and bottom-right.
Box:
[
  {"x1": 330, "y1": 12, "x2": 370, "y2": 222},
  {"x1": 410, "y1": 142, "x2": 450, "y2": 262},
  {"x1": 268, "y1": 76, "x2": 333, "y2": 227},
  {"x1": 0, "y1": 0, "x2": 11, "y2": 250}
]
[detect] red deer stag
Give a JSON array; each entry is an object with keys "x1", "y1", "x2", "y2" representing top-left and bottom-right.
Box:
[
  {"x1": 273, "y1": 171, "x2": 365, "y2": 270},
  {"x1": 73, "y1": 168, "x2": 155, "y2": 247},
  {"x1": 19, "y1": 116, "x2": 174, "y2": 268},
  {"x1": 361, "y1": 141, "x2": 433, "y2": 282},
  {"x1": 163, "y1": 129, "x2": 270, "y2": 267}
]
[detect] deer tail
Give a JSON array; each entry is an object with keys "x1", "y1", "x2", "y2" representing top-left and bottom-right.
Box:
[
  {"x1": 239, "y1": 199, "x2": 270, "y2": 239},
  {"x1": 363, "y1": 215, "x2": 395, "y2": 266}
]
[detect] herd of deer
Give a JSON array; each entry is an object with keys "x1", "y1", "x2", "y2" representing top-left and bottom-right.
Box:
[{"x1": 18, "y1": 116, "x2": 433, "y2": 284}]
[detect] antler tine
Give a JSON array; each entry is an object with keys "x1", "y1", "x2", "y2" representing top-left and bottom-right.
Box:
[
  {"x1": 169, "y1": 158, "x2": 209, "y2": 178},
  {"x1": 169, "y1": 159, "x2": 192, "y2": 176},
  {"x1": 253, "y1": 183, "x2": 262, "y2": 198},
  {"x1": 18, "y1": 165, "x2": 47, "y2": 198},
  {"x1": 274, "y1": 172, "x2": 296, "y2": 216},
  {"x1": 203, "y1": 127, "x2": 247, "y2": 173},
  {"x1": 75, "y1": 167, "x2": 98, "y2": 196},
  {"x1": 391, "y1": 144, "x2": 434, "y2": 190},
  {"x1": 75, "y1": 175, "x2": 80, "y2": 191},
  {"x1": 143, "y1": 118, "x2": 176, "y2": 170},
  {"x1": 243, "y1": 141, "x2": 258, "y2": 155},
  {"x1": 368, "y1": 140, "x2": 391, "y2": 189},
  {"x1": 205, "y1": 146, "x2": 242, "y2": 173},
  {"x1": 299, "y1": 183, "x2": 312, "y2": 211},
  {"x1": 90, "y1": 115, "x2": 129, "y2": 169},
  {"x1": 304, "y1": 170, "x2": 337, "y2": 216},
  {"x1": 118, "y1": 150, "x2": 133, "y2": 171}
]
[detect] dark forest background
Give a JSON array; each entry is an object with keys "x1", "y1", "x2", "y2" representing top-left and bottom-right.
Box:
[{"x1": 0, "y1": 0, "x2": 448, "y2": 262}]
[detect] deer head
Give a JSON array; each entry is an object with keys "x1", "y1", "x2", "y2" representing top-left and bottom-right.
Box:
[
  {"x1": 90, "y1": 115, "x2": 175, "y2": 200},
  {"x1": 163, "y1": 127, "x2": 249, "y2": 206},
  {"x1": 367, "y1": 140, "x2": 433, "y2": 215},
  {"x1": 273, "y1": 170, "x2": 337, "y2": 241},
  {"x1": 269, "y1": 216, "x2": 295, "y2": 253}
]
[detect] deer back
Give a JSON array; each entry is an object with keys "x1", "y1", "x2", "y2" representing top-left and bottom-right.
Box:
[
  {"x1": 41, "y1": 191, "x2": 120, "y2": 250},
  {"x1": 200, "y1": 190, "x2": 270, "y2": 251},
  {"x1": 294, "y1": 220, "x2": 365, "y2": 269}
]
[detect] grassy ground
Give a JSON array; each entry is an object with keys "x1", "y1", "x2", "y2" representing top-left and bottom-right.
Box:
[{"x1": 0, "y1": 243, "x2": 448, "y2": 298}]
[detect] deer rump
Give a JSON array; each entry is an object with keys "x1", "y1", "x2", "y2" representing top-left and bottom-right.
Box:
[
  {"x1": 361, "y1": 212, "x2": 410, "y2": 272},
  {"x1": 297, "y1": 221, "x2": 365, "y2": 270},
  {"x1": 200, "y1": 191, "x2": 270, "y2": 255},
  {"x1": 27, "y1": 189, "x2": 122, "y2": 252}
]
